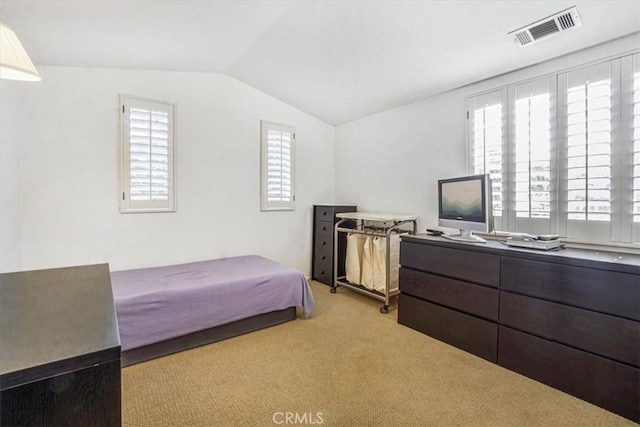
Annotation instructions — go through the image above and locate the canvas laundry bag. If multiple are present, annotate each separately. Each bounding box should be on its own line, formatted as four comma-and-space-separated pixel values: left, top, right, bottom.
345, 233, 366, 284
372, 234, 401, 294
360, 235, 375, 290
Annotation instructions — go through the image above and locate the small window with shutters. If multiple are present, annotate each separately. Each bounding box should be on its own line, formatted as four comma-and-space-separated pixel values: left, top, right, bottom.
120, 95, 176, 213
261, 121, 295, 211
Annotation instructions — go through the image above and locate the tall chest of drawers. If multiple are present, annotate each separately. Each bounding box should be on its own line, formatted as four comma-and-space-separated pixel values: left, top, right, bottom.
312, 205, 356, 286
398, 235, 640, 423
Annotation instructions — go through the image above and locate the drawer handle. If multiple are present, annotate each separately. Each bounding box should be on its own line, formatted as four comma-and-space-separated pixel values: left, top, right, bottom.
322, 225, 327, 231
321, 270, 325, 275
322, 211, 327, 216
321, 255, 326, 260
321, 241, 326, 246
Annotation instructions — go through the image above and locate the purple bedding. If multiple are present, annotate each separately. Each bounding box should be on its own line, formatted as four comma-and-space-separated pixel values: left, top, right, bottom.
110, 255, 314, 351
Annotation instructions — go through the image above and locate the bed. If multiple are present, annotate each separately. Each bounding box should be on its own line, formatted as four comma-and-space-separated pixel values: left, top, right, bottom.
110, 255, 314, 366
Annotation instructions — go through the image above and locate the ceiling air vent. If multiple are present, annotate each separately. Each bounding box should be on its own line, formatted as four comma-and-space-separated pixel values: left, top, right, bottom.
509, 6, 582, 47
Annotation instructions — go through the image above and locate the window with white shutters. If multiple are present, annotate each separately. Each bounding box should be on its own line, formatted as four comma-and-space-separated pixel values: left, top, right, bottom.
120, 95, 176, 213
261, 121, 295, 211
467, 53, 639, 247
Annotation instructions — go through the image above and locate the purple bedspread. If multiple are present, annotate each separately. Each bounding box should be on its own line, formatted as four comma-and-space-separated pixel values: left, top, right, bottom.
110, 255, 314, 351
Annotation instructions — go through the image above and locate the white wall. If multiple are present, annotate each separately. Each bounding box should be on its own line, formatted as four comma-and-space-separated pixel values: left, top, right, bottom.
0, 82, 22, 272
5, 67, 335, 273
335, 90, 466, 230
335, 33, 640, 232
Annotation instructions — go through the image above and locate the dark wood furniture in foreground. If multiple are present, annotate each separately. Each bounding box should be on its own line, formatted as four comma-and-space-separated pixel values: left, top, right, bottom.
312, 204, 356, 286
398, 235, 640, 423
0, 264, 121, 426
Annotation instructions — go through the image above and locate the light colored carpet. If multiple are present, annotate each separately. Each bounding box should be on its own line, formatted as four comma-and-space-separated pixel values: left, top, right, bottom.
122, 281, 635, 426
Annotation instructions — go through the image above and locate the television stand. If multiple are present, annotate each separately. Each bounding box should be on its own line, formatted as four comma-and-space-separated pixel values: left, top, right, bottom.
442, 229, 486, 243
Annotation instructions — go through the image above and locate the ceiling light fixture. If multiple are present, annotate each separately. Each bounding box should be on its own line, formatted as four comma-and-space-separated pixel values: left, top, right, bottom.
0, 22, 40, 81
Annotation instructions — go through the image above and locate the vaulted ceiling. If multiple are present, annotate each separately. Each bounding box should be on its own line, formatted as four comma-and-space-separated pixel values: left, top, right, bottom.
2, 1, 639, 125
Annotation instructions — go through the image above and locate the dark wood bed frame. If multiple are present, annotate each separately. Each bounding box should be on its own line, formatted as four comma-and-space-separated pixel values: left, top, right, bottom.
121, 307, 297, 367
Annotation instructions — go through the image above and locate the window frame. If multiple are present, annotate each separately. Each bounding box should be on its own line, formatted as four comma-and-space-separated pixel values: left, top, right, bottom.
119, 94, 177, 214
260, 120, 296, 212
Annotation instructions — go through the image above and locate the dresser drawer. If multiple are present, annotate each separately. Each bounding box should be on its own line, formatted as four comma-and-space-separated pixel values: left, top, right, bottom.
398, 294, 498, 362
314, 206, 338, 221
400, 242, 500, 287
314, 243, 332, 265
314, 228, 333, 252
313, 261, 333, 285
399, 268, 498, 321
314, 221, 333, 236
499, 326, 640, 423
501, 256, 640, 321
314, 206, 357, 222
500, 292, 639, 367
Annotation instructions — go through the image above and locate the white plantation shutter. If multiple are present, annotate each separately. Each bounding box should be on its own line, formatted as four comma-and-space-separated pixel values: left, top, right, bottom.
469, 90, 505, 227
507, 77, 556, 235
261, 121, 295, 211
632, 54, 640, 223
514, 85, 552, 219
565, 65, 612, 222
558, 62, 615, 242
267, 129, 292, 201
129, 108, 169, 201
120, 95, 176, 213
633, 55, 640, 225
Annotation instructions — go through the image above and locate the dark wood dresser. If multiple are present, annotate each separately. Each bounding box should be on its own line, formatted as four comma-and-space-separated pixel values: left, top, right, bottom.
312, 205, 356, 286
398, 235, 640, 423
0, 264, 121, 426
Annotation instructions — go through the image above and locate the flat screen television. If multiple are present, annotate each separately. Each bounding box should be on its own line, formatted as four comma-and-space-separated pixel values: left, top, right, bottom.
438, 174, 493, 243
